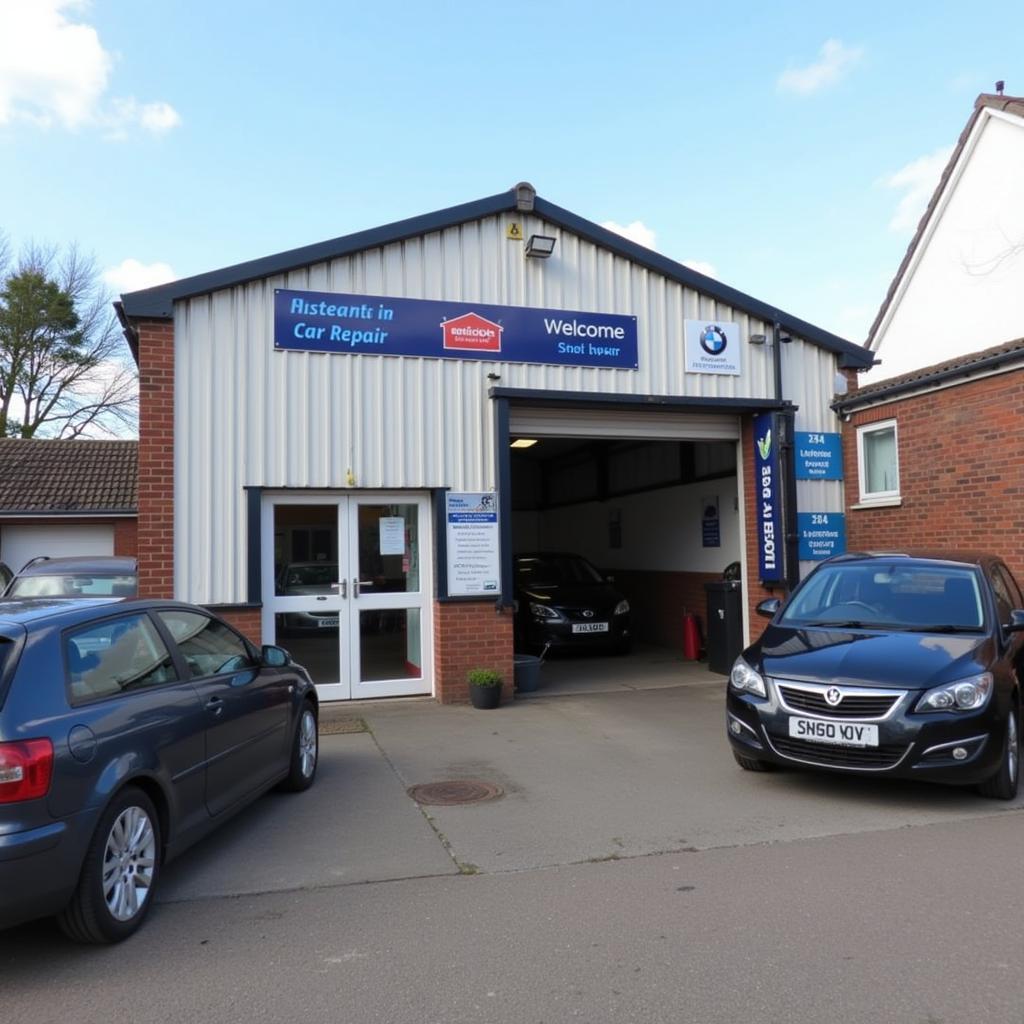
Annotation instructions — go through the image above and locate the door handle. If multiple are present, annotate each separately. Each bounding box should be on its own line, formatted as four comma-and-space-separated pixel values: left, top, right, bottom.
354, 579, 375, 597
340, 579, 348, 599
206, 696, 224, 716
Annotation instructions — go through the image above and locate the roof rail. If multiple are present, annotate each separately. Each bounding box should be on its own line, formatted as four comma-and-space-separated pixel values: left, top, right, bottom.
19, 555, 51, 572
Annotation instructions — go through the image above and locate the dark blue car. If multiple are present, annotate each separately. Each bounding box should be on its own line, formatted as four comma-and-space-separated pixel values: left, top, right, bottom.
0, 598, 318, 942
727, 552, 1024, 799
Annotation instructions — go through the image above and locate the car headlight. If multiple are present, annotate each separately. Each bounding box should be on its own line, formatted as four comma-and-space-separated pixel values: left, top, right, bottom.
530, 602, 564, 622
729, 656, 767, 698
613, 600, 630, 616
915, 673, 993, 712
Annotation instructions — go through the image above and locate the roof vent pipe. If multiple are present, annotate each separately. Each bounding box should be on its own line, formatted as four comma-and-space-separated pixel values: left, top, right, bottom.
514, 182, 536, 212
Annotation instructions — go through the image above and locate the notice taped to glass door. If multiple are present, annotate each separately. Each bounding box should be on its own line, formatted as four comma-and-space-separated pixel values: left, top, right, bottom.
445, 492, 500, 597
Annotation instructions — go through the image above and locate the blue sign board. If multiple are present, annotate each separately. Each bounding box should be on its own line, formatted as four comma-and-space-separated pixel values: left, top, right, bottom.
798, 512, 847, 561
754, 412, 784, 583
795, 431, 843, 480
274, 289, 639, 370
701, 496, 720, 548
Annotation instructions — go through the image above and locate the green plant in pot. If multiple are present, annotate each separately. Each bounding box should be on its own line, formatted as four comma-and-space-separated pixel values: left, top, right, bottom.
467, 668, 502, 709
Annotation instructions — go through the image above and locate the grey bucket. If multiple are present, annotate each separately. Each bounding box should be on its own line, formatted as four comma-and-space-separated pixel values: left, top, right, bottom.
513, 654, 543, 693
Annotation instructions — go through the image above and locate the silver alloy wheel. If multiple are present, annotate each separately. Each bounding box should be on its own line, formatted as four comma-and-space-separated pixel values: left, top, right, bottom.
1009, 711, 1019, 786
299, 709, 318, 778
102, 805, 157, 922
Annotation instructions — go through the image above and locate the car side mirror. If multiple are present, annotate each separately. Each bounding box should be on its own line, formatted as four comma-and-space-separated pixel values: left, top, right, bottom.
756, 598, 781, 619
1004, 610, 1024, 634
261, 644, 292, 668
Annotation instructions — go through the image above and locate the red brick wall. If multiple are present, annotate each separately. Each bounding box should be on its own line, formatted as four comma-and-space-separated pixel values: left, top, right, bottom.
212, 607, 263, 646
113, 518, 138, 557
136, 318, 175, 599
612, 569, 720, 650
843, 369, 1024, 581
434, 601, 515, 703
741, 414, 787, 642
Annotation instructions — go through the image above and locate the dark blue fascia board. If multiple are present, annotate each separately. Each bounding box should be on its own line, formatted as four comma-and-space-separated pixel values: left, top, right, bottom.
489, 387, 793, 414
120, 189, 521, 319
532, 197, 874, 370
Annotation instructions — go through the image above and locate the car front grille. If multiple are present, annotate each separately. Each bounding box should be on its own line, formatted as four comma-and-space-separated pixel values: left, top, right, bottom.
770, 735, 909, 770
777, 685, 900, 719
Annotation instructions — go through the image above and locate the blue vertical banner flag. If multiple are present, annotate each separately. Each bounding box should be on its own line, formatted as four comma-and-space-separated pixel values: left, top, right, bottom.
754, 413, 785, 583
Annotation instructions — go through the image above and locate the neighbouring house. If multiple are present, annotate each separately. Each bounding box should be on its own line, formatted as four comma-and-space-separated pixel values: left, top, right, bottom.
0, 438, 138, 573
837, 338, 1024, 581
866, 91, 1024, 382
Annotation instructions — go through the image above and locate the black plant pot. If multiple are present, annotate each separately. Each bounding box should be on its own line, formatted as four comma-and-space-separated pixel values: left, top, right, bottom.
469, 683, 502, 709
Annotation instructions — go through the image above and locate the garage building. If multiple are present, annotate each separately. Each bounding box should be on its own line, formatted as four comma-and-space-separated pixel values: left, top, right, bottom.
117, 183, 873, 702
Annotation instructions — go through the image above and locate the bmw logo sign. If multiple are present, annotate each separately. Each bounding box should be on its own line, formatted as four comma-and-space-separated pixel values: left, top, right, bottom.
699, 325, 728, 356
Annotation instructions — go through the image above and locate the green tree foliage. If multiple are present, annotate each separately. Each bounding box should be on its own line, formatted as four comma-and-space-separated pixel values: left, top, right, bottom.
0, 236, 137, 438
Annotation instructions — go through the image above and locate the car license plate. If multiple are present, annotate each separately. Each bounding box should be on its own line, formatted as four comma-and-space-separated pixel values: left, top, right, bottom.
317, 618, 338, 628
572, 622, 609, 634
788, 717, 879, 747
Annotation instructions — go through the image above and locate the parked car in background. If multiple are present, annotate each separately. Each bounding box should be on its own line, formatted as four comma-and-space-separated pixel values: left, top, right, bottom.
514, 552, 631, 654
276, 561, 340, 633
727, 552, 1024, 799
2, 556, 137, 599
0, 598, 318, 942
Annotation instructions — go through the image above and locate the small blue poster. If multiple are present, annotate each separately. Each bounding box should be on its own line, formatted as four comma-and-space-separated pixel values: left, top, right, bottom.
795, 432, 843, 480
798, 512, 847, 561
701, 495, 720, 548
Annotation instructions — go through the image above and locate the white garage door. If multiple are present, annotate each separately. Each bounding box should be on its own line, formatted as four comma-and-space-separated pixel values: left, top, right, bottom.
0, 524, 115, 574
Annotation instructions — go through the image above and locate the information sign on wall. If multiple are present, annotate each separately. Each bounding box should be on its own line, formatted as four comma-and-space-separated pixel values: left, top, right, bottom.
754, 413, 784, 582
701, 495, 720, 548
795, 432, 843, 480
684, 320, 741, 376
275, 289, 638, 370
798, 512, 847, 561
445, 492, 500, 597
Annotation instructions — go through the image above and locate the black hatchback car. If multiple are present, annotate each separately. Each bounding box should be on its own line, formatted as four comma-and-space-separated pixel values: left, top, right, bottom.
514, 552, 631, 654
727, 552, 1024, 799
0, 598, 318, 942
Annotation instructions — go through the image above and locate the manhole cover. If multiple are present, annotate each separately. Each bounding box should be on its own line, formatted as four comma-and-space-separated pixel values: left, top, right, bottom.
407, 780, 504, 806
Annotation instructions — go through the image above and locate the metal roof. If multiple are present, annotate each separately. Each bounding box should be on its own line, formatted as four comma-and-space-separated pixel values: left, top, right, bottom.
118, 185, 874, 370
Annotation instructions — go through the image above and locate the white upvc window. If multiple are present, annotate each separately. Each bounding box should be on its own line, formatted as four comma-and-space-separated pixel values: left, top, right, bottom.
857, 419, 900, 504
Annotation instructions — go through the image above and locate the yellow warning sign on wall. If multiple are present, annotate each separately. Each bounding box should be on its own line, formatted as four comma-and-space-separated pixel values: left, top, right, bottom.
506, 222, 523, 241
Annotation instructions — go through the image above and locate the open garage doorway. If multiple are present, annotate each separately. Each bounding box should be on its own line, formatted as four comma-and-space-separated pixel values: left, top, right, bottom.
509, 429, 744, 695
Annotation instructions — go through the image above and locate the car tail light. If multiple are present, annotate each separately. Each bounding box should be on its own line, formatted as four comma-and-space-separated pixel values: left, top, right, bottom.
0, 739, 54, 804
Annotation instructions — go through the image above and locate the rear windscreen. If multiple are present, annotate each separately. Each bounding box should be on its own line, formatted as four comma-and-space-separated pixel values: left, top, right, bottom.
8, 574, 137, 598
0, 637, 21, 708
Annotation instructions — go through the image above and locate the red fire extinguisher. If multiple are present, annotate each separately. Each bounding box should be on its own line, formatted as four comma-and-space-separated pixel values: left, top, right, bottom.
682, 609, 701, 661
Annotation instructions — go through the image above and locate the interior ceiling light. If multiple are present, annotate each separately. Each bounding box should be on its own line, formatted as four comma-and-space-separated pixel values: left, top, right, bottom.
511, 439, 538, 448
524, 235, 556, 259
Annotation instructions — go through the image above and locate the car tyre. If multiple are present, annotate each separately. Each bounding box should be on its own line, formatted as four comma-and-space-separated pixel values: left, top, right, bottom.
978, 705, 1019, 800
732, 749, 775, 772
279, 701, 318, 792
58, 786, 161, 944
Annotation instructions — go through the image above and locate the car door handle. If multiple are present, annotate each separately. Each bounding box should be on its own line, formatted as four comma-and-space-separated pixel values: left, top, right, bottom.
206, 696, 224, 716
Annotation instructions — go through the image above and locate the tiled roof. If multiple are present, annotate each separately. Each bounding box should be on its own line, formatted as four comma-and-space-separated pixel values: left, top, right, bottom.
836, 336, 1024, 409
0, 439, 138, 514
865, 92, 1024, 349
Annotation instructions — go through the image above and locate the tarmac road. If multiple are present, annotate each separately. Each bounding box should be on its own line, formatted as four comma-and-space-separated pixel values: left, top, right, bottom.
2, 681, 1023, 1023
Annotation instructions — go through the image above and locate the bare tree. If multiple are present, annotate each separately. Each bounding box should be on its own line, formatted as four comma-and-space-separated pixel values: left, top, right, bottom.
0, 236, 137, 438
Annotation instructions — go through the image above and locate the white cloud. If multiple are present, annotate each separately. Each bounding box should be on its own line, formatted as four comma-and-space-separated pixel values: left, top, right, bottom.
0, 1, 180, 137
681, 259, 718, 280
102, 258, 177, 294
777, 39, 863, 96
601, 219, 657, 250
880, 146, 954, 233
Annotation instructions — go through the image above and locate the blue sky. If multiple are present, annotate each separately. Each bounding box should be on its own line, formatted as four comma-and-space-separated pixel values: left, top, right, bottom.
1, 0, 1021, 343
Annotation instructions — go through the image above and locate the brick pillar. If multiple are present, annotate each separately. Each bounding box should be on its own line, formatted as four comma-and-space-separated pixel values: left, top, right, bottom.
742, 414, 786, 644
135, 317, 175, 599
433, 601, 514, 703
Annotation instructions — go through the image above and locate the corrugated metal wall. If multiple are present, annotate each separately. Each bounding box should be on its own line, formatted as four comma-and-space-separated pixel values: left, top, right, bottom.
174, 213, 847, 602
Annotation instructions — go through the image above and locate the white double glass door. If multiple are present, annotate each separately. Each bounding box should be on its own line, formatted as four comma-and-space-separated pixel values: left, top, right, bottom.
261, 493, 432, 701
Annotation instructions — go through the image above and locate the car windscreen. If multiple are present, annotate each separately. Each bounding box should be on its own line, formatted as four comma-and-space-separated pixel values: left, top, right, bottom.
8, 574, 138, 598
282, 565, 338, 587
780, 563, 986, 631
516, 556, 604, 587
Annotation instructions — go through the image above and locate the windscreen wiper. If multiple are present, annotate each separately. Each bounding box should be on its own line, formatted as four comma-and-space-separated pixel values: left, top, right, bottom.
802, 619, 875, 629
